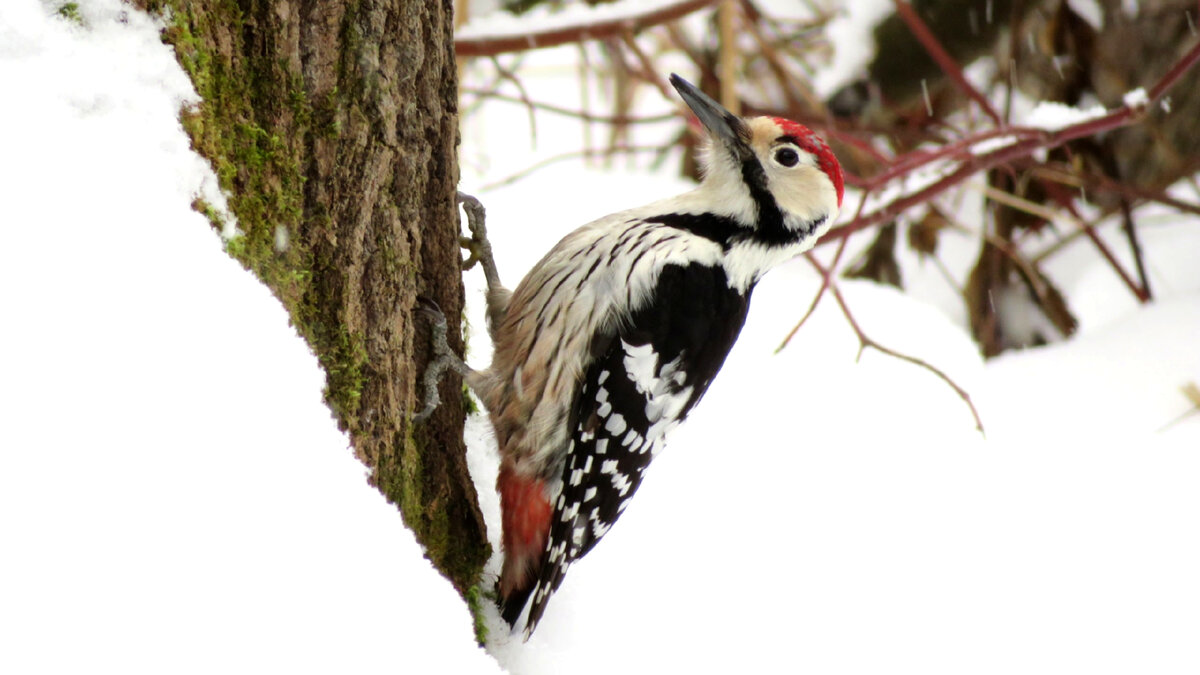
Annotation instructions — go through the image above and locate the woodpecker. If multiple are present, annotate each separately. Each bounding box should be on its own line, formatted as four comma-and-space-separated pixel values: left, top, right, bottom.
419, 74, 843, 638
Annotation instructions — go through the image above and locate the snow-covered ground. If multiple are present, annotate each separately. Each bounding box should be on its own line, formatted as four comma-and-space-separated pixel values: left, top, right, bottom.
0, 2, 496, 672
3, 2, 1199, 674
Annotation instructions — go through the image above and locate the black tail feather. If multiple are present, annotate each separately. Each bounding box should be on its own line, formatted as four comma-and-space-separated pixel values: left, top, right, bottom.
499, 584, 534, 628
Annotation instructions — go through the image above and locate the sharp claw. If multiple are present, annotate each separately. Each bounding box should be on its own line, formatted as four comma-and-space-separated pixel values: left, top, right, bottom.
414, 297, 446, 323
456, 190, 502, 292
457, 191, 483, 211
412, 299, 447, 423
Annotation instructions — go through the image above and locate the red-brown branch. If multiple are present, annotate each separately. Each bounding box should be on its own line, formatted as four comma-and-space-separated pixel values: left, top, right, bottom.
821, 37, 1200, 245
1040, 181, 1152, 302
892, 0, 1002, 126
1028, 163, 1200, 219
801, 252, 986, 435
619, 30, 675, 102
455, 0, 720, 57
776, 189, 870, 352
829, 278, 985, 435
1069, 210, 1153, 303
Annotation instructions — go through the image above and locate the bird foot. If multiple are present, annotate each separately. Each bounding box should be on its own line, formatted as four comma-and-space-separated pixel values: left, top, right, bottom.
412, 297, 472, 423
457, 191, 501, 291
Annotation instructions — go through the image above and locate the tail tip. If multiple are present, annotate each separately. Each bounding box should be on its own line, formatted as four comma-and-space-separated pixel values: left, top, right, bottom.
499, 584, 533, 628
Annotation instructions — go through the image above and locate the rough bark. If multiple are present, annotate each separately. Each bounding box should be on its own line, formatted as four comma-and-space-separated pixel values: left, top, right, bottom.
139, 0, 490, 626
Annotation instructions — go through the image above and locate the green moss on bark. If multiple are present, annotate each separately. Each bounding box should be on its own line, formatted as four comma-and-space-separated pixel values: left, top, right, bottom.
155, 0, 369, 427
140, 0, 489, 613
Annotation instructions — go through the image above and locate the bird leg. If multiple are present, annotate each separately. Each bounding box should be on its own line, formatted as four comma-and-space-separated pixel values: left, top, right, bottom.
458, 191, 501, 292
411, 298, 474, 423
413, 192, 508, 423
457, 191, 511, 340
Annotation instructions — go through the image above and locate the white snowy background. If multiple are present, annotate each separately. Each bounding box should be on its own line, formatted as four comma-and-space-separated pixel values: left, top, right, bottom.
2, 1, 1199, 673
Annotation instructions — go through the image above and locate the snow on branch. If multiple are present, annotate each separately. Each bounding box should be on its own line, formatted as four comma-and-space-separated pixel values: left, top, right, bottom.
822, 39, 1200, 246
455, 0, 720, 57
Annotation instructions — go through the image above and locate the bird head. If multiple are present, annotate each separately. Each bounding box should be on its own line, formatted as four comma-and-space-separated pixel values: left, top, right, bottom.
670, 74, 843, 248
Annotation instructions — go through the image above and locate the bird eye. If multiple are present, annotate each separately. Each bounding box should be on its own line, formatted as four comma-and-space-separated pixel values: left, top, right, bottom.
774, 147, 800, 167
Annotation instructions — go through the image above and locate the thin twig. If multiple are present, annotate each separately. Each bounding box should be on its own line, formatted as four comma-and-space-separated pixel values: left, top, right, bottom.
790, 248, 986, 434
776, 187, 870, 351
480, 145, 671, 190
935, 204, 1059, 309
865, 126, 1040, 189
1070, 211, 1151, 302
461, 87, 677, 125
820, 35, 1200, 245
618, 30, 674, 101
489, 56, 539, 146
455, 0, 721, 57
1035, 179, 1151, 302
739, 1, 805, 110
829, 277, 985, 435
578, 43, 596, 166
892, 0, 1003, 126
1028, 165, 1200, 219
1147, 36, 1200, 101
1118, 196, 1153, 300
718, 0, 741, 114
822, 96, 1195, 242
774, 236, 848, 353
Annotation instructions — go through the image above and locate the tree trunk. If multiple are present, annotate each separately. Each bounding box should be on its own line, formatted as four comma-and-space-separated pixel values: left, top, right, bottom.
139, 0, 490, 624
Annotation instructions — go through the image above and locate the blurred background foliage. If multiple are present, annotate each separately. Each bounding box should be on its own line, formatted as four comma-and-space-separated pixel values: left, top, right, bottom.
454, 0, 1200, 359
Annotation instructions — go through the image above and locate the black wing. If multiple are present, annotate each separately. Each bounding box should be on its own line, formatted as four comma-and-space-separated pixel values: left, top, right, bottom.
521, 262, 752, 635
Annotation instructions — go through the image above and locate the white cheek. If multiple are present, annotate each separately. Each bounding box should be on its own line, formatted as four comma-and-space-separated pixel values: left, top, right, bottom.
769, 166, 836, 222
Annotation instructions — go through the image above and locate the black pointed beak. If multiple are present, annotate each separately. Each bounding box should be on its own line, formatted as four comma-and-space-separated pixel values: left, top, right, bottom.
669, 74, 752, 162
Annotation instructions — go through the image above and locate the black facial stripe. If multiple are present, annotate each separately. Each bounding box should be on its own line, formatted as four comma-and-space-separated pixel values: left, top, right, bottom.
800, 213, 828, 238
646, 213, 745, 250
739, 157, 792, 246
